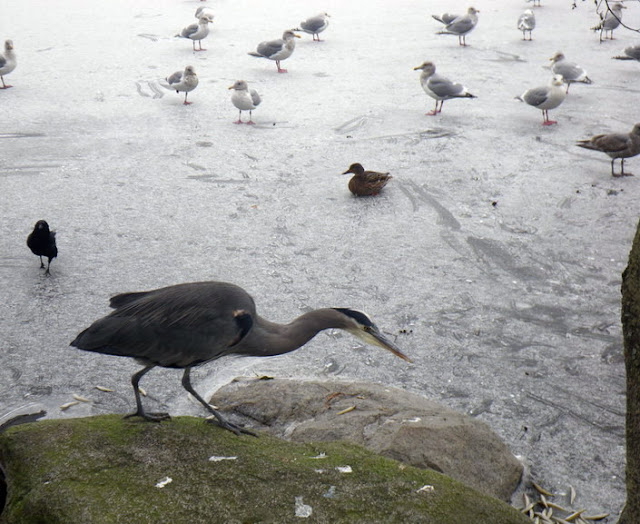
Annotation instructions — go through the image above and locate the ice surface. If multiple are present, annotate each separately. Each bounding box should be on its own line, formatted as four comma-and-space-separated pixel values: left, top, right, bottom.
2, 0, 640, 516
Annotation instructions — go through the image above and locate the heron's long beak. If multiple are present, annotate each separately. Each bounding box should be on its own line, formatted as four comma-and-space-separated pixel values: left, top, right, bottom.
359, 328, 412, 363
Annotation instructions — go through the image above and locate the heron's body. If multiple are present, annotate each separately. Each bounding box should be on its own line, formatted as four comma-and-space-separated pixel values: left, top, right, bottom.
229, 80, 261, 124
179, 14, 213, 51
435, 7, 479, 46
71, 281, 409, 435
517, 10, 535, 41
161, 65, 198, 105
516, 75, 566, 126
414, 61, 476, 115
577, 123, 640, 177
27, 220, 57, 275
0, 40, 16, 89
550, 52, 591, 93
248, 30, 300, 73
342, 163, 392, 196
299, 13, 330, 41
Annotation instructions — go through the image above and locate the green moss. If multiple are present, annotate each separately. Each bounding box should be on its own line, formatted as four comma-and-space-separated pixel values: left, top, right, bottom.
0, 416, 529, 523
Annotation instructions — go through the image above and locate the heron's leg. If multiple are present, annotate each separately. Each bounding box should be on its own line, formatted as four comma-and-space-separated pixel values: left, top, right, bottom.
124, 365, 170, 422
181, 368, 257, 436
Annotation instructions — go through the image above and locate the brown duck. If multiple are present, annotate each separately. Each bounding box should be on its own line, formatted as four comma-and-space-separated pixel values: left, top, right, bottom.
342, 163, 392, 196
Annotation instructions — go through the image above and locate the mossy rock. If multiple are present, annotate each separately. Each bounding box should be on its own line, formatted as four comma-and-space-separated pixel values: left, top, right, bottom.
0, 415, 529, 523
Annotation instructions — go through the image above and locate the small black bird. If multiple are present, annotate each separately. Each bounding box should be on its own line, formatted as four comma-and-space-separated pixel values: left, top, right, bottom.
27, 220, 57, 274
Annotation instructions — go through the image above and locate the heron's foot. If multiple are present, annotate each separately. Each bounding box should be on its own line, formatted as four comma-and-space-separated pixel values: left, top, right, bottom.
125, 410, 171, 422
206, 416, 258, 437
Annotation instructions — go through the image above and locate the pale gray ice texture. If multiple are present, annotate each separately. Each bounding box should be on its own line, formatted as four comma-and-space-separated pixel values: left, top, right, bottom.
2, 0, 640, 518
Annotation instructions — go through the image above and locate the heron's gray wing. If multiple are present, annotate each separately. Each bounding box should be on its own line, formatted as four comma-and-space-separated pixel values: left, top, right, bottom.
428, 74, 464, 98
181, 22, 199, 38
446, 15, 474, 34
72, 283, 257, 367
256, 39, 285, 57
523, 86, 550, 107
301, 16, 325, 32
250, 89, 261, 106
166, 71, 183, 85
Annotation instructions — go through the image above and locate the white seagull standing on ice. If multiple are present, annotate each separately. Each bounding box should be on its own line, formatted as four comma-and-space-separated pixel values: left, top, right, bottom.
248, 30, 301, 73
516, 75, 566, 126
434, 7, 479, 46
229, 80, 261, 125
413, 61, 476, 116
550, 51, 592, 94
178, 14, 213, 51
0, 40, 16, 89
161, 66, 198, 105
517, 10, 536, 41
297, 13, 330, 41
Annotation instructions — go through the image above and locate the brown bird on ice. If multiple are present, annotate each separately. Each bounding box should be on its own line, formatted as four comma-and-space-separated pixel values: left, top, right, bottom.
576, 123, 640, 177
342, 163, 392, 196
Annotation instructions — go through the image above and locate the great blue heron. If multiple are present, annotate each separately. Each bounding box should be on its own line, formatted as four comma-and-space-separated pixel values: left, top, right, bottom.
70, 281, 411, 435
27, 220, 57, 275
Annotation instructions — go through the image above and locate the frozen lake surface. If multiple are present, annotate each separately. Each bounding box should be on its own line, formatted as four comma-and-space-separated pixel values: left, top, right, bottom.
2, 0, 640, 518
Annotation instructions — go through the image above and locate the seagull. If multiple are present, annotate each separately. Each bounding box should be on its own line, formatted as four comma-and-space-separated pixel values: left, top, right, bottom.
516, 74, 566, 126
195, 6, 214, 20
248, 30, 301, 73
160, 66, 198, 105
27, 220, 57, 275
517, 10, 536, 41
613, 44, 640, 62
550, 51, 592, 93
592, 2, 626, 42
432, 13, 459, 25
177, 13, 213, 51
297, 13, 330, 41
229, 80, 261, 125
577, 124, 640, 177
526, 0, 542, 6
0, 40, 16, 89
434, 7, 479, 46
413, 61, 476, 116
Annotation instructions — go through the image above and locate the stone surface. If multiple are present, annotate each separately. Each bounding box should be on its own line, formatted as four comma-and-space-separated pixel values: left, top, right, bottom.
0, 415, 530, 524
211, 378, 523, 501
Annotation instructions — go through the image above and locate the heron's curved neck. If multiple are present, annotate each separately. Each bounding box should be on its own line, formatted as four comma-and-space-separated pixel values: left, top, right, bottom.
239, 308, 347, 357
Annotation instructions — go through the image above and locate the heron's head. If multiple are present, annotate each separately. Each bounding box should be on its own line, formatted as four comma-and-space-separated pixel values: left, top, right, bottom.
342, 163, 365, 175
333, 308, 412, 362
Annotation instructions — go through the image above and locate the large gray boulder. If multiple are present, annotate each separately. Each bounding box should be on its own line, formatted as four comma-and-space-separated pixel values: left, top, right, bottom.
211, 379, 523, 501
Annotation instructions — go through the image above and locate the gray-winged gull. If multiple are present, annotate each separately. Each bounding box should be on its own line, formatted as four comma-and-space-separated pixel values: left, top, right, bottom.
0, 40, 16, 89
592, 2, 626, 42
516, 74, 566, 126
195, 6, 214, 20
526, 0, 541, 6
613, 44, 640, 62
160, 65, 198, 105
432, 13, 458, 25
550, 51, 592, 93
178, 14, 213, 51
297, 13, 330, 41
517, 10, 536, 41
413, 61, 476, 115
577, 123, 640, 177
229, 80, 261, 124
248, 30, 300, 73
434, 7, 479, 46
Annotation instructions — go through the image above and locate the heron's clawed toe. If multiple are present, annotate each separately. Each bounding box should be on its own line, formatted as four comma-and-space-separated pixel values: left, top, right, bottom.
206, 417, 258, 437
125, 411, 171, 422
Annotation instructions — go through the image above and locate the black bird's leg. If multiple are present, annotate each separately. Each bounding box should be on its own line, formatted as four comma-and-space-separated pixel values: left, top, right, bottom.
124, 365, 170, 422
39, 255, 45, 269
45, 258, 51, 275
181, 367, 257, 437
